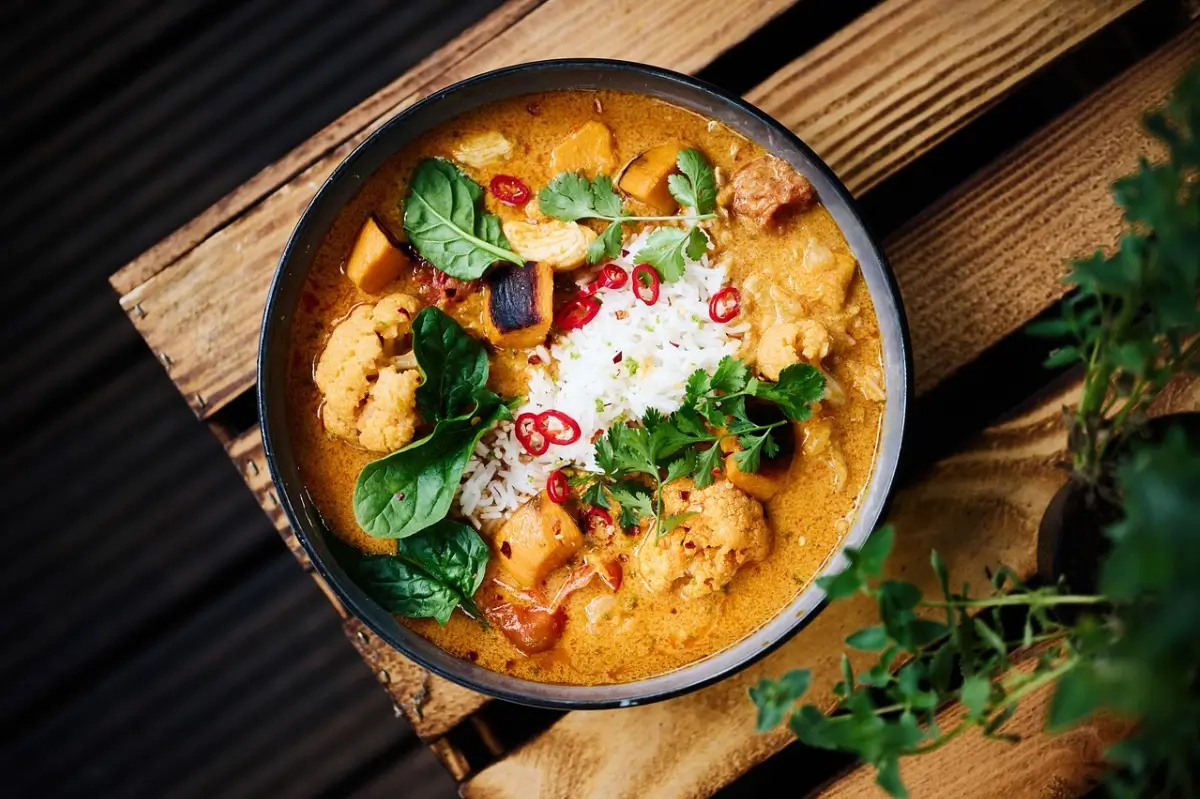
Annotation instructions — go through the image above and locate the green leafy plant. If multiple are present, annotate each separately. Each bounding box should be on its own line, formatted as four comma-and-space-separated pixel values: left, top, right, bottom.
353, 307, 510, 538
577, 356, 824, 536
340, 519, 490, 624
538, 148, 718, 276
403, 158, 524, 279
1031, 66, 1200, 491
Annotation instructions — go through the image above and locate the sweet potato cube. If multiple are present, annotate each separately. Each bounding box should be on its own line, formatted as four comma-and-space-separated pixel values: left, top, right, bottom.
550, 120, 617, 177
346, 217, 409, 294
483, 260, 553, 349
619, 142, 683, 214
724, 453, 787, 502
494, 493, 584, 587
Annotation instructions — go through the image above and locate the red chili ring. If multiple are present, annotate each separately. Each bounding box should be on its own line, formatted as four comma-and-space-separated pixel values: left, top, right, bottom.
708, 286, 741, 323
631, 264, 660, 306
598, 264, 628, 290
535, 410, 582, 446
546, 470, 570, 504
489, 174, 531, 206
578, 279, 600, 298
585, 507, 613, 528
555, 296, 601, 330
515, 412, 549, 456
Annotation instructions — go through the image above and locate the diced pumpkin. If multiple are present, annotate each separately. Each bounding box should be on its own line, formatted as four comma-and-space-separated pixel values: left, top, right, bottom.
346, 217, 409, 294
494, 492, 584, 587
619, 142, 683, 214
483, 260, 553, 349
550, 121, 617, 177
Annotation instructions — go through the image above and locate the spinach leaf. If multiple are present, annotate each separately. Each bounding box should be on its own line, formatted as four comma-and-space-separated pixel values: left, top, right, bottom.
412, 306, 490, 422
403, 158, 524, 279
342, 519, 488, 624
354, 400, 506, 539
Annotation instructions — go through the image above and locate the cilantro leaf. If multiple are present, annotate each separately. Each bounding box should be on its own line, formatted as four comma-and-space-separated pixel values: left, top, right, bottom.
752, 363, 826, 421
581, 481, 609, 510
637, 226, 708, 282
693, 442, 725, 489
539, 172, 624, 221
588, 220, 625, 263
667, 149, 717, 215
734, 429, 778, 473
611, 481, 653, 529
710, 355, 749, 395
684, 368, 712, 406
661, 512, 698, 535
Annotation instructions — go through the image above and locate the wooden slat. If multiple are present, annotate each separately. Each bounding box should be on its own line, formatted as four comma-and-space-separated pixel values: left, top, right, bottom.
747, 0, 1144, 195
107, 0, 547, 296
815, 649, 1131, 799
458, 27, 1200, 799
114, 0, 1145, 420
115, 0, 799, 417
225, 426, 489, 739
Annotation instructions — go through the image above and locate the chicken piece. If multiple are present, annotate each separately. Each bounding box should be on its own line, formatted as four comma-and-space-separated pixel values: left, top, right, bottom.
346, 217, 409, 293
637, 479, 772, 599
804, 417, 848, 492
730, 155, 816, 229
801, 241, 858, 312
452, 130, 513, 168
755, 320, 832, 381
502, 219, 597, 271
313, 293, 422, 452
550, 120, 617, 177
494, 492, 584, 588
619, 142, 683, 214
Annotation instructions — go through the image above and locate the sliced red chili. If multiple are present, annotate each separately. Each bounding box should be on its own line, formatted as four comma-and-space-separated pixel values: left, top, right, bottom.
598, 264, 628, 289
555, 296, 600, 330
515, 412, 548, 456
546, 469, 569, 503
585, 507, 613, 529
535, 410, 582, 445
709, 286, 741, 323
489, 174, 531, 206
631, 264, 660, 306
578, 279, 600, 298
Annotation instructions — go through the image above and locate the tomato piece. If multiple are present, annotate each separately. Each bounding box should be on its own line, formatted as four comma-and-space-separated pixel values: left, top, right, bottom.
555, 296, 601, 330
709, 286, 741, 323
546, 469, 569, 503
535, 410, 582, 445
631, 264, 660, 305
483, 593, 566, 655
598, 263, 628, 289
515, 412, 548, 456
489, 174, 531, 206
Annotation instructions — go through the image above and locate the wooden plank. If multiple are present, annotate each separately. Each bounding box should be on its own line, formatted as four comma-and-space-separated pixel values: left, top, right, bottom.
114, 0, 1149, 420
115, 0, 798, 417
457, 29, 1200, 797
107, 0, 547, 296
814, 649, 1131, 799
747, 0, 1144, 195
225, 426, 489, 740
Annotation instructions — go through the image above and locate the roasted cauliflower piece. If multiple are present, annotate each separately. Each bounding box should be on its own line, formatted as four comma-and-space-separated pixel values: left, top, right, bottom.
636, 479, 772, 599
801, 241, 858, 312
804, 416, 848, 491
755, 319, 832, 381
313, 293, 423, 453
501, 219, 597, 271
451, 131, 513, 168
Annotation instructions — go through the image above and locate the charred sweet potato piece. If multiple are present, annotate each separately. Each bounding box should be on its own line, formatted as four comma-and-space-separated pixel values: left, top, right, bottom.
494, 492, 584, 587
483, 261, 553, 349
346, 217, 409, 293
619, 142, 683, 214
550, 120, 617, 177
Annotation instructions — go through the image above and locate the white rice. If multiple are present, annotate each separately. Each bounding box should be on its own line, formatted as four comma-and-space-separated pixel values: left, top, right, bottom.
457, 227, 748, 526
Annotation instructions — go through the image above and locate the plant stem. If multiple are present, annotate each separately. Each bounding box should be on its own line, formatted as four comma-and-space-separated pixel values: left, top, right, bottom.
597, 213, 718, 223
909, 722, 970, 755
921, 594, 1103, 609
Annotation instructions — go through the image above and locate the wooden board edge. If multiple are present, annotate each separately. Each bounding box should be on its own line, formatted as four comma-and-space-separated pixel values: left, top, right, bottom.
108, 0, 547, 296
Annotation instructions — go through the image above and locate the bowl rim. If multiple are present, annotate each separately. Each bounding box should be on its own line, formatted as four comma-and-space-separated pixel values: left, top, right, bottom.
258, 57, 912, 710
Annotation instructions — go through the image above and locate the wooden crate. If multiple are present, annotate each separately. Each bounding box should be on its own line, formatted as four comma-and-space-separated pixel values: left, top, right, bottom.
109, 0, 1200, 795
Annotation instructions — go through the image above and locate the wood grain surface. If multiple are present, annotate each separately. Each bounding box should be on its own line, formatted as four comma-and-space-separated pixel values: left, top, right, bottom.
111, 0, 1148, 419
747, 0, 1145, 195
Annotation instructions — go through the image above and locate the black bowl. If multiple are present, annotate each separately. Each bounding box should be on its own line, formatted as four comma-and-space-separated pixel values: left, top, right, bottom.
258, 59, 912, 709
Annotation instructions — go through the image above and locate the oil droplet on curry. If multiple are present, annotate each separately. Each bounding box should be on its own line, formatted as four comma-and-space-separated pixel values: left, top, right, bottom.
287, 90, 885, 685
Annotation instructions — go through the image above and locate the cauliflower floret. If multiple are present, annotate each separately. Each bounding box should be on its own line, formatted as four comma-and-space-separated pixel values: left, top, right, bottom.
636, 479, 772, 599
804, 416, 848, 492
755, 319, 831, 381
313, 293, 423, 452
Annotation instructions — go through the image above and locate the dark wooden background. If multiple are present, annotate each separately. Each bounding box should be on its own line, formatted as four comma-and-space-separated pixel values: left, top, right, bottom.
0, 2, 503, 795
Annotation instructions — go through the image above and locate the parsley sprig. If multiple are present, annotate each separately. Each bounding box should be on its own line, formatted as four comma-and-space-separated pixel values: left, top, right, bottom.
538, 148, 719, 279
579, 356, 826, 537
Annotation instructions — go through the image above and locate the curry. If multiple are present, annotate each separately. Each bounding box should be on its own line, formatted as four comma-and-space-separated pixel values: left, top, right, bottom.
286, 89, 885, 685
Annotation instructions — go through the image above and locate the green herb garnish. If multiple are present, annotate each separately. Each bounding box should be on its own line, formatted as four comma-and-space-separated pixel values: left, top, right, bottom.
579, 356, 825, 536
538, 148, 719, 274
403, 158, 524, 279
